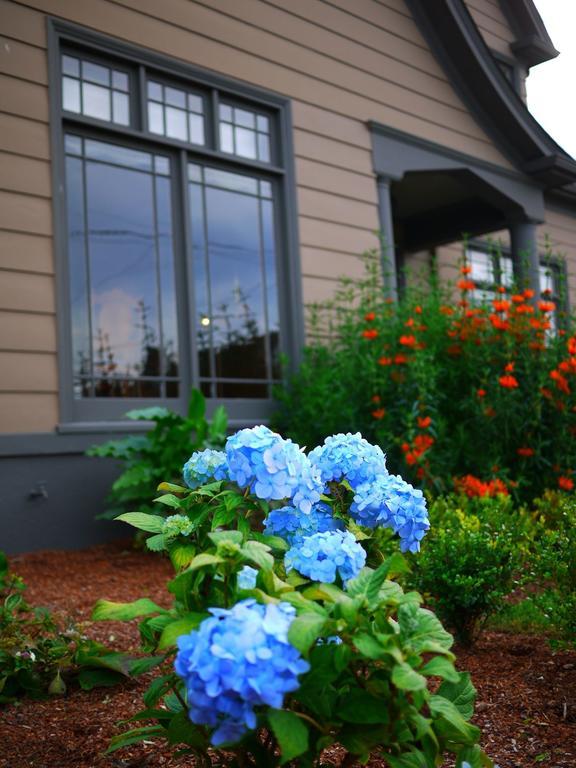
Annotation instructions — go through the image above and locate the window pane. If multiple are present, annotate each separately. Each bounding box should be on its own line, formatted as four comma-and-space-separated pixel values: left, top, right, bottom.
82, 82, 111, 121
219, 103, 233, 122
82, 61, 109, 86
154, 156, 170, 176
165, 107, 187, 140
188, 113, 205, 145
500, 256, 514, 287
220, 123, 234, 153
235, 108, 255, 128
62, 55, 80, 77
147, 81, 163, 101
235, 127, 257, 159
148, 101, 164, 134
112, 70, 129, 91
112, 91, 130, 125
257, 133, 271, 162
64, 138, 179, 398
62, 77, 81, 113
257, 115, 270, 133
165, 86, 186, 108
188, 93, 203, 113
65, 134, 82, 155
467, 248, 493, 283
189, 165, 280, 396
539, 265, 554, 293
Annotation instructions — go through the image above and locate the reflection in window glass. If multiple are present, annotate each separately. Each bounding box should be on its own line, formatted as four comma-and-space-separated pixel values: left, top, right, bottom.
188, 163, 279, 398
219, 103, 271, 162
61, 54, 130, 126
500, 255, 514, 288
539, 265, 554, 294
467, 248, 494, 284
147, 80, 205, 145
64, 135, 178, 398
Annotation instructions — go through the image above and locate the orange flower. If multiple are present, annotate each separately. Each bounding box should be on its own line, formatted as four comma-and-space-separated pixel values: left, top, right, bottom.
568, 337, 576, 356
417, 416, 431, 429
523, 288, 535, 300
529, 342, 545, 351
404, 317, 415, 328
550, 369, 570, 394
499, 374, 519, 388
378, 356, 392, 366
558, 476, 574, 491
405, 452, 417, 466
454, 475, 508, 498
371, 408, 385, 420
477, 388, 486, 398
371, 394, 381, 404
414, 434, 434, 453
492, 300, 510, 313
490, 314, 510, 331
538, 300, 556, 313
414, 305, 423, 314
511, 294, 525, 304
447, 344, 462, 356
457, 279, 475, 291
559, 361, 571, 373
460, 265, 472, 275
394, 354, 409, 365
364, 311, 376, 322
458, 299, 469, 308
496, 285, 507, 294
504, 362, 515, 373
362, 329, 378, 340
517, 447, 535, 457
484, 406, 496, 418
514, 303, 535, 314
401, 442, 410, 453
540, 387, 553, 400
399, 334, 417, 347
440, 305, 454, 316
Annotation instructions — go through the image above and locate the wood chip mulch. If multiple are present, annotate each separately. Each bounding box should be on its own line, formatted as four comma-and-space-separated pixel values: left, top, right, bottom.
0, 542, 574, 768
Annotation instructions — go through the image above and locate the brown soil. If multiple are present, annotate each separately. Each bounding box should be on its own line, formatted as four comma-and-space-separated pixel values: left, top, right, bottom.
1, 542, 574, 768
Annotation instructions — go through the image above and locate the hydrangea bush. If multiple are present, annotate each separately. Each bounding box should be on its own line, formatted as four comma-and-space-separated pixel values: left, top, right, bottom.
94, 427, 492, 767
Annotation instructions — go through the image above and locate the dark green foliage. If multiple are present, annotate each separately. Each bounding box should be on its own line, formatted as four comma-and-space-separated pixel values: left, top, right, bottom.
87, 389, 227, 520
0, 552, 154, 703
410, 496, 524, 646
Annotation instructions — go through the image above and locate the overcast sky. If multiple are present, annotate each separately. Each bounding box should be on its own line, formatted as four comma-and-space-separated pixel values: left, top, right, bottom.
527, 0, 576, 159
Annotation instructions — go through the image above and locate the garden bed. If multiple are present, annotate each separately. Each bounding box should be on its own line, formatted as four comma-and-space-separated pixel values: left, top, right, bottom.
1, 542, 574, 768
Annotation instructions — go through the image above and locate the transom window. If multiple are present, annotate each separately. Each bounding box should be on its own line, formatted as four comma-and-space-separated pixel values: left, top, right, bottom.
51, 23, 298, 424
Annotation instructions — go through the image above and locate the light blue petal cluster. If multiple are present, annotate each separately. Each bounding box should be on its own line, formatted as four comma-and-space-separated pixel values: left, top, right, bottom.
350, 474, 430, 553
174, 599, 309, 745
237, 565, 258, 590
225, 426, 323, 514
285, 530, 366, 584
183, 449, 228, 489
263, 502, 345, 546
308, 432, 387, 489
162, 514, 194, 538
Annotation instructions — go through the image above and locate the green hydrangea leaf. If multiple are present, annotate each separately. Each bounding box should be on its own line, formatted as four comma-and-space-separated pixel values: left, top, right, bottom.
115, 512, 165, 533
267, 709, 309, 764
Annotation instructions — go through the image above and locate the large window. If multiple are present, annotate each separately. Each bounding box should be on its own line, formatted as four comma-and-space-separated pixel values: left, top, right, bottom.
49, 22, 300, 425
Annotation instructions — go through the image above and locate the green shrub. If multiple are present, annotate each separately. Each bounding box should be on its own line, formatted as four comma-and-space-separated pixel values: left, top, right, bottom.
88, 389, 227, 520
410, 495, 525, 646
0, 552, 149, 702
274, 250, 576, 501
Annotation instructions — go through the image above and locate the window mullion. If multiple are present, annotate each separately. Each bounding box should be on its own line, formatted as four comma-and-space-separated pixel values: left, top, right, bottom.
179, 150, 200, 395
137, 64, 147, 132
210, 89, 220, 151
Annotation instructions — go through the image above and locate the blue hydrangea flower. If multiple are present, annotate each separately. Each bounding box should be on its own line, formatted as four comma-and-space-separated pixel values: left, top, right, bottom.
183, 449, 228, 489
237, 565, 258, 590
225, 425, 323, 514
174, 599, 309, 745
264, 502, 345, 546
350, 474, 430, 553
285, 530, 366, 584
308, 432, 387, 489
162, 514, 194, 538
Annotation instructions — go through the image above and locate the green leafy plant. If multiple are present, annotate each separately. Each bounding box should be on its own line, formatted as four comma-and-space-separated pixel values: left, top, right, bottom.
410, 495, 525, 646
0, 552, 155, 703
88, 389, 227, 520
92, 429, 492, 767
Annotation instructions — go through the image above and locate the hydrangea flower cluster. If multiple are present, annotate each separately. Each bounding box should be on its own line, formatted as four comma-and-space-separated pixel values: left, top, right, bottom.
183, 449, 228, 489
309, 432, 387, 488
237, 565, 258, 590
174, 599, 309, 745
351, 474, 430, 553
285, 530, 366, 584
264, 502, 344, 545
225, 426, 323, 513
162, 514, 194, 538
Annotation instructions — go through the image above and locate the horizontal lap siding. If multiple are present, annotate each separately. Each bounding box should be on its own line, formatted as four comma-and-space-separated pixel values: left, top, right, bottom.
463, 0, 516, 56
540, 209, 576, 302
0, 0, 516, 433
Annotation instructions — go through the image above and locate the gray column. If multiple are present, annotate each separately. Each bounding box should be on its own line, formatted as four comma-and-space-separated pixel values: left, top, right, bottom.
509, 217, 540, 297
376, 176, 398, 301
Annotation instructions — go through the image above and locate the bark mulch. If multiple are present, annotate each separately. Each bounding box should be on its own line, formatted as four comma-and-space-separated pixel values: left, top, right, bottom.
1, 542, 574, 768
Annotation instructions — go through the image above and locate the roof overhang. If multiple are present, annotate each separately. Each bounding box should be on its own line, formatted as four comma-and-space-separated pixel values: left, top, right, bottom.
405, 0, 576, 190
501, 0, 559, 67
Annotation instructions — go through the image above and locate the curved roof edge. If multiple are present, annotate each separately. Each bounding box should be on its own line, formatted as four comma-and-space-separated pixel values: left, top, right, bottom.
499, 0, 559, 67
405, 0, 576, 190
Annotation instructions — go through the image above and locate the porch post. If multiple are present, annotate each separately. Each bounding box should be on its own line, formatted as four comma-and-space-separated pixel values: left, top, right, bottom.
376, 175, 398, 301
509, 217, 540, 297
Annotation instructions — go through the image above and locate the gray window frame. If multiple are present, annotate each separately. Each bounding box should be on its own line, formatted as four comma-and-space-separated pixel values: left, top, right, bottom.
47, 19, 303, 431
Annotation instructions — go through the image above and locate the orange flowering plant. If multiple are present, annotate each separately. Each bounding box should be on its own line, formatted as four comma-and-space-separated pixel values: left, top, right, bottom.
274, 251, 575, 501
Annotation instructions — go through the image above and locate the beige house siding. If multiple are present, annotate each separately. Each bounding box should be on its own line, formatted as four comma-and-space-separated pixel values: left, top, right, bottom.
0, 0, 560, 434
463, 0, 516, 56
